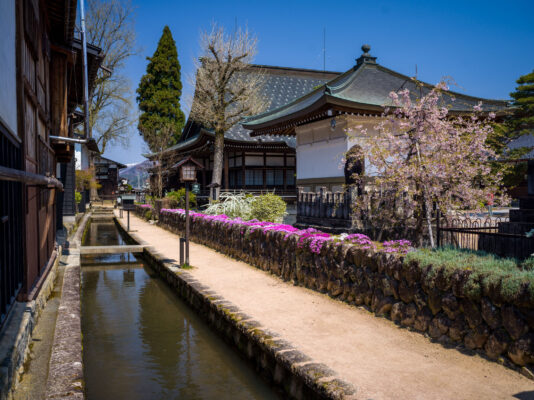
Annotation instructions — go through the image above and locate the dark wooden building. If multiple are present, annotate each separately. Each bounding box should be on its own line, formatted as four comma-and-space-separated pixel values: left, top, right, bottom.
153, 65, 340, 198
0, 0, 102, 320
94, 155, 127, 198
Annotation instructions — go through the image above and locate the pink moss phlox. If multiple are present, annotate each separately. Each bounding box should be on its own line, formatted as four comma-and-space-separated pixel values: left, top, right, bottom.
139, 204, 153, 209
159, 208, 412, 255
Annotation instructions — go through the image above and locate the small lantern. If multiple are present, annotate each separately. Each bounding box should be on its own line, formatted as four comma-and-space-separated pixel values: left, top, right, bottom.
181, 163, 197, 182
172, 156, 204, 184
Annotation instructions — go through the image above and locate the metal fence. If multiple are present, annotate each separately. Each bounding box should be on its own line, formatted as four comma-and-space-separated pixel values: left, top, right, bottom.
0, 131, 24, 323
437, 214, 534, 259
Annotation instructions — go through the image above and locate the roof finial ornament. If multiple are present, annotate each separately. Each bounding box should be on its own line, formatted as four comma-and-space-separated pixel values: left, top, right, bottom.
356, 44, 377, 66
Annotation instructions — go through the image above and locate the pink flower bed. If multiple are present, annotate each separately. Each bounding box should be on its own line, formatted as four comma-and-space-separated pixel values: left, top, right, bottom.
160, 208, 412, 255
139, 204, 153, 209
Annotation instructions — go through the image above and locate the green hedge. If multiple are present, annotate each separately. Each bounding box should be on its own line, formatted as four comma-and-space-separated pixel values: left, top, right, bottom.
405, 247, 534, 304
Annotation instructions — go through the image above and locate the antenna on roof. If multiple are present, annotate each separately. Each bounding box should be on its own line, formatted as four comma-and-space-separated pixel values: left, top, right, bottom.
415, 64, 418, 79
323, 27, 326, 73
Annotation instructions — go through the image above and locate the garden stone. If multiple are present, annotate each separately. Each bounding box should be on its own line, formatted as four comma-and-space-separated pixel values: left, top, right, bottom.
328, 279, 343, 297
501, 305, 528, 340
508, 333, 534, 366
414, 307, 432, 332
414, 289, 427, 310
448, 315, 467, 342
390, 302, 404, 322
427, 288, 442, 315
428, 319, 443, 339
485, 329, 511, 359
381, 277, 398, 298
398, 280, 416, 303
462, 300, 483, 329
481, 297, 502, 329
464, 323, 490, 350
442, 293, 461, 320
400, 303, 417, 327
519, 307, 534, 330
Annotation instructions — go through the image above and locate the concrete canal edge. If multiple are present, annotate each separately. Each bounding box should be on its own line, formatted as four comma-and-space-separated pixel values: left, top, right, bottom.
44, 212, 91, 400
0, 216, 86, 399
115, 217, 358, 400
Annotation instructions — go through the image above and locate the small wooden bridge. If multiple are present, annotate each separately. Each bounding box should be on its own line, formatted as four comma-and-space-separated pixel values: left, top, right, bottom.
79, 245, 147, 255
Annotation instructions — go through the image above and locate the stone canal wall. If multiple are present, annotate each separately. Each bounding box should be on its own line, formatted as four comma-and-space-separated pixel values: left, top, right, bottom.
157, 211, 534, 373
116, 217, 358, 400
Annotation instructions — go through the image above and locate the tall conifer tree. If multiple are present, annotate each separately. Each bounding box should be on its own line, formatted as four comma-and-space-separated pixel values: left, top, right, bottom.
136, 26, 185, 150
509, 70, 534, 138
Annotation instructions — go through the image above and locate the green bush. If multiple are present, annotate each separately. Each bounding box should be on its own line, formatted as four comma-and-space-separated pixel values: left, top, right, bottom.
404, 247, 534, 303
144, 209, 153, 221
165, 188, 196, 209
75, 191, 82, 204
250, 193, 287, 223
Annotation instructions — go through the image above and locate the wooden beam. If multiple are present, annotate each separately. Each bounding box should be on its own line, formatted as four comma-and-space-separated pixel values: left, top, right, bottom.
0, 165, 63, 189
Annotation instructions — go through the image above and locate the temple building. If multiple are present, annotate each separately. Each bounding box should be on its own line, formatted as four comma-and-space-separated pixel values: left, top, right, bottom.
153, 65, 341, 199
243, 45, 510, 194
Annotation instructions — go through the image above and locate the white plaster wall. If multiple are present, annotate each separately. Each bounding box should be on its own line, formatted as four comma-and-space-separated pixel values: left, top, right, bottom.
297, 137, 348, 180
0, 0, 18, 135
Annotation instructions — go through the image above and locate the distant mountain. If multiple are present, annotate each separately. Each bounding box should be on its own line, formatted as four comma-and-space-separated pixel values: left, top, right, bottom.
119, 160, 152, 189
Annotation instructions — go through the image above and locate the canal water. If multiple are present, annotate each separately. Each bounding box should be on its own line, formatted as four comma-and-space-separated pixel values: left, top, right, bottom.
81, 219, 278, 400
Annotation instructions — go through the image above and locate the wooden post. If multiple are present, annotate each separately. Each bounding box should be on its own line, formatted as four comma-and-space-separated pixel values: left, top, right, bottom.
224, 152, 229, 191
185, 183, 190, 265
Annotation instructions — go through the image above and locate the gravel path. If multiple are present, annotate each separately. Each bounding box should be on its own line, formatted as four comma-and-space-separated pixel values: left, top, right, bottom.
119, 211, 534, 400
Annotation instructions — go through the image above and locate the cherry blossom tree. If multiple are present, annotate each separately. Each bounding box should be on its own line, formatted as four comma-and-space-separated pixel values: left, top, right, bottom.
348, 82, 503, 246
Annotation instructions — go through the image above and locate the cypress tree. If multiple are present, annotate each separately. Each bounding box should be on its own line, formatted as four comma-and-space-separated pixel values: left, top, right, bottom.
136, 26, 185, 150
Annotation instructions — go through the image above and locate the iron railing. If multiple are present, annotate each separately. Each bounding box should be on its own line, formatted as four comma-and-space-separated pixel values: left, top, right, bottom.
437, 213, 534, 259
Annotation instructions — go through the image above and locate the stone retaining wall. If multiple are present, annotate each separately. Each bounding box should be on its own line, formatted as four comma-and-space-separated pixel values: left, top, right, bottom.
158, 211, 534, 374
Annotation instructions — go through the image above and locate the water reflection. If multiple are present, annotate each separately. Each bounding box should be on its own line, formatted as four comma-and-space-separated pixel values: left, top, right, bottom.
81, 222, 277, 400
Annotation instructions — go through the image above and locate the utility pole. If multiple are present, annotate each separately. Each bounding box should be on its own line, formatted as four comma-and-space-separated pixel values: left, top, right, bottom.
79, 0, 97, 201
323, 27, 326, 72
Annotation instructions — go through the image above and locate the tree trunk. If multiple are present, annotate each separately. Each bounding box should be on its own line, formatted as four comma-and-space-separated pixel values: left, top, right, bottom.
211, 130, 225, 199
423, 190, 435, 248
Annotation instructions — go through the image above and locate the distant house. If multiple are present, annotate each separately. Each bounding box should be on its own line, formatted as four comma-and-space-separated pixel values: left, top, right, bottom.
150, 65, 341, 199
243, 45, 510, 193
94, 155, 127, 198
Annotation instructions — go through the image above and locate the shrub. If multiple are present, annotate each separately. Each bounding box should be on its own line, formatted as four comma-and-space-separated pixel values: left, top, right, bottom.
405, 247, 534, 303
250, 193, 287, 223
165, 188, 196, 209
144, 209, 153, 221
75, 191, 82, 204
203, 192, 255, 219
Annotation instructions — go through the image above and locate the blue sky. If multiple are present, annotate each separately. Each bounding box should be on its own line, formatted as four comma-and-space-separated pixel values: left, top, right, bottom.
102, 0, 534, 165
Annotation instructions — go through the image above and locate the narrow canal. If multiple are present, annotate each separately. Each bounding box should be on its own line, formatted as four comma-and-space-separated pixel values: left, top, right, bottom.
81, 219, 279, 400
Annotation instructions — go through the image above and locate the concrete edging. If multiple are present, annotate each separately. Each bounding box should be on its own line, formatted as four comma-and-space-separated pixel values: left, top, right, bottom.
0, 241, 62, 399
44, 212, 91, 400
115, 216, 357, 400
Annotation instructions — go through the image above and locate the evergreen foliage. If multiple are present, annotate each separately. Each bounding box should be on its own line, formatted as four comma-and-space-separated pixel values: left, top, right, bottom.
509, 70, 534, 138
250, 193, 287, 223
487, 70, 534, 189
136, 26, 185, 150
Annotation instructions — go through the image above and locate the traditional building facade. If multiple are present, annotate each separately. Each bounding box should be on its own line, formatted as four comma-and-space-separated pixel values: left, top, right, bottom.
243, 46, 510, 192
94, 155, 127, 198
0, 0, 102, 320
154, 65, 340, 199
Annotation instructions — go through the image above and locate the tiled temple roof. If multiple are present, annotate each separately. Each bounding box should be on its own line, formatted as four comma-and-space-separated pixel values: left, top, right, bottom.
243, 45, 511, 134
171, 65, 341, 151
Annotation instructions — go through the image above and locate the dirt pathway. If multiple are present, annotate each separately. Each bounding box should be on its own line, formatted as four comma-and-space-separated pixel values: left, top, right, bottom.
118, 211, 534, 400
